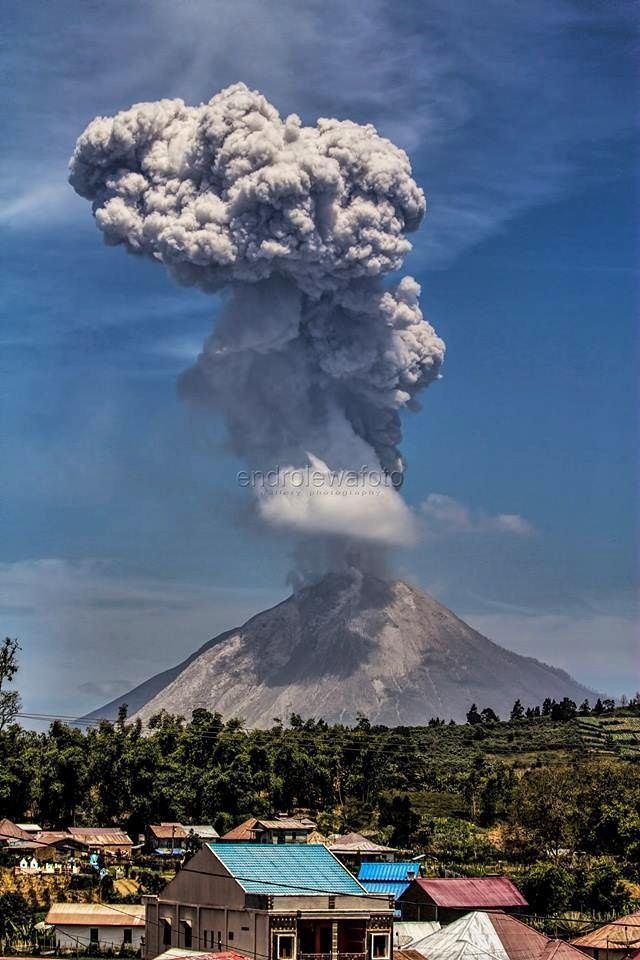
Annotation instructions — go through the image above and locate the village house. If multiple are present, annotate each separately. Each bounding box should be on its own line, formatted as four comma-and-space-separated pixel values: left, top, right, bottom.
189, 825, 221, 841
148, 823, 189, 855
0, 817, 36, 850
45, 902, 145, 951
148, 823, 221, 853
397, 877, 527, 924
67, 826, 133, 858
143, 842, 394, 960
220, 817, 316, 844
571, 912, 640, 960
358, 864, 421, 918
328, 834, 398, 870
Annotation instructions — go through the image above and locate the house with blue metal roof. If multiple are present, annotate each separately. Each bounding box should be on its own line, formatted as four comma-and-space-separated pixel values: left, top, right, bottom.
143, 842, 395, 960
357, 863, 421, 916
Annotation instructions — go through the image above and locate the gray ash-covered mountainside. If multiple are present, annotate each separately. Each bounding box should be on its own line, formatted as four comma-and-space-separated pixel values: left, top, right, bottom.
85, 572, 593, 727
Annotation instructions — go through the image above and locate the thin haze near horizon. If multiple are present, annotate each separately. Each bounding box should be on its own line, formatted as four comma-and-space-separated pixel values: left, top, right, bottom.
1, 0, 638, 719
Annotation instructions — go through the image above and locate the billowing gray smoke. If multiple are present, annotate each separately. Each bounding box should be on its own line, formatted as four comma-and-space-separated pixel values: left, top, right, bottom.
70, 83, 445, 561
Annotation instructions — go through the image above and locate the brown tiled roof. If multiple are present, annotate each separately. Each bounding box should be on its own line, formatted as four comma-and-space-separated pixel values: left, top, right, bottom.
45, 903, 144, 926
221, 818, 258, 840
572, 913, 640, 951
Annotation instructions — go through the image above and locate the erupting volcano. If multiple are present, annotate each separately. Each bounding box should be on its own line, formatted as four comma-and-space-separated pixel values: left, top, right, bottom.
84, 571, 592, 727
70, 86, 587, 727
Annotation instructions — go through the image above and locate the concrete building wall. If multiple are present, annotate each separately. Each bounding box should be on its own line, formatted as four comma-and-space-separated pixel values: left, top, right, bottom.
54, 923, 144, 951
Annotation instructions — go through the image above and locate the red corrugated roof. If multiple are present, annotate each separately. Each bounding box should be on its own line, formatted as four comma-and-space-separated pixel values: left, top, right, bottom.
542, 941, 592, 960
221, 818, 258, 840
149, 822, 188, 840
572, 913, 640, 951
412, 876, 528, 908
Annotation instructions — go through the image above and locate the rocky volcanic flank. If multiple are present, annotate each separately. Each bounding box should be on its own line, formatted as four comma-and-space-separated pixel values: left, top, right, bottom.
86, 572, 593, 727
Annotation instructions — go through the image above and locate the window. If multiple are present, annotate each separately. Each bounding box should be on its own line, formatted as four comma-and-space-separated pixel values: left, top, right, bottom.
162, 919, 172, 946
276, 934, 296, 960
371, 934, 390, 960
123, 929, 132, 945
228, 931, 234, 941
90, 928, 99, 944
204, 931, 208, 948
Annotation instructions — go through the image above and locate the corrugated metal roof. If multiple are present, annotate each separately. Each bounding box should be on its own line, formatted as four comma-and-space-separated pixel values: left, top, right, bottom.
0, 818, 33, 842
207, 841, 366, 896
254, 818, 315, 831
395, 950, 428, 960
35, 831, 77, 845
329, 832, 396, 853
221, 818, 258, 840
572, 913, 640, 950
542, 941, 591, 960
45, 903, 145, 926
67, 827, 133, 846
488, 912, 551, 960
150, 823, 189, 840
189, 825, 220, 838
394, 922, 441, 948
359, 862, 419, 882
409, 911, 510, 960
360, 881, 410, 898
409, 877, 527, 908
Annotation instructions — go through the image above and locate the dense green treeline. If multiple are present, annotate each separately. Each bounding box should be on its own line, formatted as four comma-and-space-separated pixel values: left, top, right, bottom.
1, 706, 639, 910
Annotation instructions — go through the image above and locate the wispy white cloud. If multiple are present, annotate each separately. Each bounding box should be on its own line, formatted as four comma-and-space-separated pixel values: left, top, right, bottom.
421, 493, 534, 536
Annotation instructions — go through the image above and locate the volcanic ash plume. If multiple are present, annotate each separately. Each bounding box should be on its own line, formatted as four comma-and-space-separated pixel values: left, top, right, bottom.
69, 83, 445, 555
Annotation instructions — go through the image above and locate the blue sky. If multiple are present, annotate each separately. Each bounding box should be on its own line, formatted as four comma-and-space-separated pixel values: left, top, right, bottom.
2, 0, 637, 718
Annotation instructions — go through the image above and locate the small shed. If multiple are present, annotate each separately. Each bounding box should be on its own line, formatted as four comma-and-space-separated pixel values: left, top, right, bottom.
398, 876, 527, 924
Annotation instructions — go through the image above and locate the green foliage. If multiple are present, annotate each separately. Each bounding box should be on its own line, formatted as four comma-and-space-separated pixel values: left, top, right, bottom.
422, 817, 497, 865
0, 704, 638, 922
0, 891, 32, 944
0, 638, 21, 731
522, 862, 574, 913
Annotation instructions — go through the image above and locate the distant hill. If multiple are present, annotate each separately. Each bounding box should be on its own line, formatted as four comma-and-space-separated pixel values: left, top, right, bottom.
83, 571, 594, 727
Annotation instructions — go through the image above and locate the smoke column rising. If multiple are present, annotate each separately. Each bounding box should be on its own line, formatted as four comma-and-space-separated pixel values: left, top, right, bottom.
69, 83, 445, 571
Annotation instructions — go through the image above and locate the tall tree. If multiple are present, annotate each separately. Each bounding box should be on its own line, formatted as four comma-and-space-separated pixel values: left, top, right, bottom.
0, 638, 21, 730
